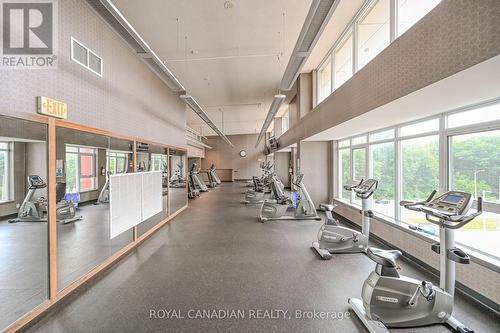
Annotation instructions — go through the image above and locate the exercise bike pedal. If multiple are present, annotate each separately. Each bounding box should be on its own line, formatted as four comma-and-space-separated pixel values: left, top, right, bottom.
456, 327, 474, 333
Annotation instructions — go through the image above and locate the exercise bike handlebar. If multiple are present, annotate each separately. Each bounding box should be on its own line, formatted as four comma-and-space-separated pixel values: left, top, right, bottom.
292, 173, 304, 187
343, 179, 363, 191
421, 197, 483, 229
343, 179, 378, 199
400, 190, 437, 211
400, 192, 483, 229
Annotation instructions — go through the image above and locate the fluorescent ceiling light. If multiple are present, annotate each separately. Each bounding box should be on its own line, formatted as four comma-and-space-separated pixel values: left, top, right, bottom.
280, 0, 338, 90
180, 95, 234, 147
87, 0, 185, 92
255, 95, 286, 148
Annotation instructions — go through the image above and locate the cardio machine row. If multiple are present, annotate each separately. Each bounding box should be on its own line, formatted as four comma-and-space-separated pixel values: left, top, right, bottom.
242, 161, 321, 223
188, 163, 221, 198
245, 163, 481, 333
316, 180, 480, 333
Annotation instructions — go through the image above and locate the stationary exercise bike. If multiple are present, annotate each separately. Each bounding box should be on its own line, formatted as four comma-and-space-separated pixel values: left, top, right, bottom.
259, 173, 321, 223
9, 175, 83, 224
349, 190, 482, 333
312, 178, 378, 260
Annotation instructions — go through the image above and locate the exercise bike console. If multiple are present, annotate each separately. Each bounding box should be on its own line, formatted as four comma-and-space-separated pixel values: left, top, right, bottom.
350, 190, 482, 333
28, 175, 47, 189
423, 191, 473, 216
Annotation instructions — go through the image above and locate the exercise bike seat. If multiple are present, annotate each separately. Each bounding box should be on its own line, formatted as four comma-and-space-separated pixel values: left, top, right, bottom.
319, 203, 336, 212
367, 247, 402, 268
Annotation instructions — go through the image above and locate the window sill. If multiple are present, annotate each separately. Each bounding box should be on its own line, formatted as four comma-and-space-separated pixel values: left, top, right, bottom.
79, 189, 98, 194
0, 200, 14, 205
333, 199, 500, 273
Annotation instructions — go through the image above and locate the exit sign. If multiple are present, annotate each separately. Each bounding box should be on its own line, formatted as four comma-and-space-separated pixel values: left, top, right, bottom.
37, 96, 67, 119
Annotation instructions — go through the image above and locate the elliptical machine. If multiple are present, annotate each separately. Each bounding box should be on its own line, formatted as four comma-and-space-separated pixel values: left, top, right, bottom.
349, 190, 482, 333
190, 163, 208, 192
259, 173, 321, 223
206, 165, 218, 188
312, 179, 378, 260
188, 175, 200, 199
94, 171, 111, 205
244, 162, 274, 204
9, 175, 82, 224
210, 164, 221, 185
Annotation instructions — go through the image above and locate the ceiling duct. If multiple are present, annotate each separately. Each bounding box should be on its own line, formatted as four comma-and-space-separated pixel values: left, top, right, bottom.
280, 0, 339, 91
85, 0, 185, 92
255, 94, 286, 148
180, 95, 234, 147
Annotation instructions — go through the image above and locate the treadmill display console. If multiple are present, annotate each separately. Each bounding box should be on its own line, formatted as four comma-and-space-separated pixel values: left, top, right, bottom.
425, 191, 472, 216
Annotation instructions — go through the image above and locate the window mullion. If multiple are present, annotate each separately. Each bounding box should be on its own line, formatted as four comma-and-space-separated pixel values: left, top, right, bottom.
390, 0, 397, 41
439, 115, 448, 194
395, 135, 402, 221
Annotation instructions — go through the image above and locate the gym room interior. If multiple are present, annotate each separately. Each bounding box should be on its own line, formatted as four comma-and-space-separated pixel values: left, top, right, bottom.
0, 0, 499, 332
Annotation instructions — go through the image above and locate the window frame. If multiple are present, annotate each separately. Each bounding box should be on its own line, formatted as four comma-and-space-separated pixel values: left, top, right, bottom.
107, 150, 129, 175
66, 145, 98, 193
334, 99, 500, 260
282, 111, 290, 134
0, 142, 13, 203
355, 0, 391, 70
333, 29, 354, 90
317, 57, 333, 103
315, 0, 441, 105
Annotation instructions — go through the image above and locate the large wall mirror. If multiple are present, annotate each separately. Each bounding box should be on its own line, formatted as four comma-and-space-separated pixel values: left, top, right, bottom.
0, 116, 49, 330
169, 149, 187, 214
137, 144, 169, 237
56, 127, 134, 291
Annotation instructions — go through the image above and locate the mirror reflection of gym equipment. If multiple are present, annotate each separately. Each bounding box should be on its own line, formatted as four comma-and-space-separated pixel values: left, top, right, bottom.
169, 150, 187, 214
56, 128, 135, 290
136, 143, 169, 237
0, 116, 49, 330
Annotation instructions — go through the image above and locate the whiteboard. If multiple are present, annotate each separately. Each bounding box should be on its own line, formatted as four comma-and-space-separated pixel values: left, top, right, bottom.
109, 171, 164, 239
109, 173, 142, 239
141, 171, 163, 221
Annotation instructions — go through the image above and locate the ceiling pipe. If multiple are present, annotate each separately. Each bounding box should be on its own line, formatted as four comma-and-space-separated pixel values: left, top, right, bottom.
88, 0, 186, 92
180, 95, 234, 147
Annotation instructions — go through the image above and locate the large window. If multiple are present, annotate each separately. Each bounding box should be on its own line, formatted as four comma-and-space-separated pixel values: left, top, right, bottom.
339, 148, 351, 201
0, 142, 11, 202
334, 33, 353, 89
282, 111, 290, 134
107, 151, 128, 175
316, 0, 440, 104
371, 141, 395, 217
66, 145, 98, 193
449, 130, 500, 257
353, 148, 367, 205
400, 135, 439, 225
318, 59, 332, 103
397, 0, 441, 37
151, 154, 167, 172
357, 0, 390, 69
335, 100, 500, 260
